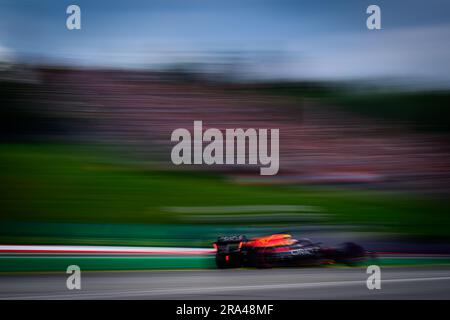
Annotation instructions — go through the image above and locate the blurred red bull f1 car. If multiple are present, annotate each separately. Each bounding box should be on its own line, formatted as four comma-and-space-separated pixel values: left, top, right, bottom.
213, 234, 369, 268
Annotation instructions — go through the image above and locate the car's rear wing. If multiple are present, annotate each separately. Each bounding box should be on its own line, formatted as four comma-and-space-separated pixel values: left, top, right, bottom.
214, 235, 247, 253
216, 235, 247, 244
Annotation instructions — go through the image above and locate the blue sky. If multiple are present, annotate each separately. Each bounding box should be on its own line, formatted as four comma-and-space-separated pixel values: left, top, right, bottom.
2, 0, 450, 83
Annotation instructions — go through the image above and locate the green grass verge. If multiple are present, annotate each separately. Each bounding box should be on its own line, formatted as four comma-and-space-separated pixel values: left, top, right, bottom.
1, 256, 449, 273
1, 143, 450, 242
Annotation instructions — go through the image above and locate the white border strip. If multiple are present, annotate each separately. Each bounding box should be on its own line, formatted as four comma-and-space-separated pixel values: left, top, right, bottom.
0, 245, 215, 255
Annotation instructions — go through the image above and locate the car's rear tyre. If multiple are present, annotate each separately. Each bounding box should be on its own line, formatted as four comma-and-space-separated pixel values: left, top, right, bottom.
215, 255, 229, 269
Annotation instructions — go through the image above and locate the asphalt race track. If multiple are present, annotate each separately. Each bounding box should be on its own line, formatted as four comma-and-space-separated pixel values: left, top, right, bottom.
1, 267, 450, 299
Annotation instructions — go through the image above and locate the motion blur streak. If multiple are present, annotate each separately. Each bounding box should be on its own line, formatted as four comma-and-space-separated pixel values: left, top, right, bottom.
1, 268, 450, 300
0, 245, 214, 255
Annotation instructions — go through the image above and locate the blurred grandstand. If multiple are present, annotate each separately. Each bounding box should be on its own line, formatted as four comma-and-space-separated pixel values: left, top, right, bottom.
2, 65, 450, 193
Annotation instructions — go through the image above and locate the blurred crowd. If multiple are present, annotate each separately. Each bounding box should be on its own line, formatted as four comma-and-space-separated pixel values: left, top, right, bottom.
2, 66, 450, 193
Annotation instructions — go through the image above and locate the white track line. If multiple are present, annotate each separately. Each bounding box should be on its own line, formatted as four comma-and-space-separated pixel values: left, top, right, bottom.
0, 245, 214, 255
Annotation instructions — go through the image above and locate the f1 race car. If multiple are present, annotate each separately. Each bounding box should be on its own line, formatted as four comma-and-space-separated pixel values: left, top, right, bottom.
213, 234, 368, 269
